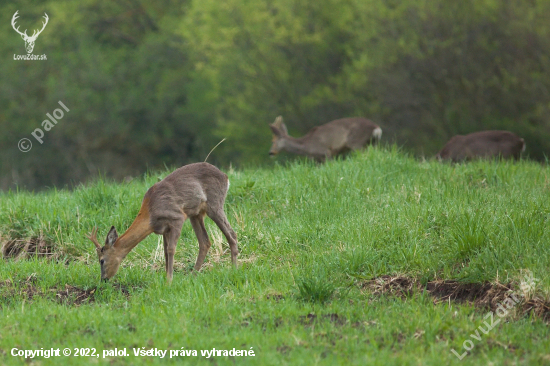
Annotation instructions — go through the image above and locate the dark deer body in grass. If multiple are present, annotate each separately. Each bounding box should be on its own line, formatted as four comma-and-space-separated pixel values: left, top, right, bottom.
436, 130, 525, 162
269, 116, 382, 162
87, 163, 238, 281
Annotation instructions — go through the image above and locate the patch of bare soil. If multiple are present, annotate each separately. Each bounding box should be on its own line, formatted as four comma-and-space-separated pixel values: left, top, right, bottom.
1, 278, 41, 301
299, 313, 346, 326
426, 280, 512, 309
55, 283, 130, 305
2, 236, 55, 259
55, 284, 96, 305
277, 345, 292, 354
0, 274, 41, 302
113, 283, 131, 298
266, 293, 285, 302
522, 298, 550, 322
361, 275, 420, 298
361, 276, 550, 322
0, 275, 133, 307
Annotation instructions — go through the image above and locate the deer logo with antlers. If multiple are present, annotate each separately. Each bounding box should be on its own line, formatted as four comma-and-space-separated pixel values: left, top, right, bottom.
11, 10, 49, 54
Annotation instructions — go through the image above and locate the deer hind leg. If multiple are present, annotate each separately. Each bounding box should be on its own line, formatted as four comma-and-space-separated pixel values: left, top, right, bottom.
190, 215, 212, 272
163, 233, 169, 273
208, 209, 239, 268
164, 224, 183, 282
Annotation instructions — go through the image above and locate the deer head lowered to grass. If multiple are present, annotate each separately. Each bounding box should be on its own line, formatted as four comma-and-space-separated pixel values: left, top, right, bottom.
86, 162, 238, 282
269, 116, 382, 162
11, 11, 49, 54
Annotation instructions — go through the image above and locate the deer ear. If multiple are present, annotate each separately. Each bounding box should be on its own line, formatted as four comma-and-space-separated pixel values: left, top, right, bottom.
270, 116, 288, 137
279, 122, 288, 136
106, 226, 118, 246
270, 124, 282, 137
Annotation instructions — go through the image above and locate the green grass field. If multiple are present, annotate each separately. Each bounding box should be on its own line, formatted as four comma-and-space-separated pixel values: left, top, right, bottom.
1, 147, 549, 365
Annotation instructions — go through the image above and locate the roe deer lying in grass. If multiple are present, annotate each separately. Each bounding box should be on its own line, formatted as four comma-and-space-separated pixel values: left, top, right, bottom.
269, 116, 382, 162
87, 162, 238, 281
436, 130, 525, 162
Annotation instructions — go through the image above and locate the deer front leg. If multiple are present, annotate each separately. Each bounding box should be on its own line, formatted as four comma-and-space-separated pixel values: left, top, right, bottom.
190, 215, 211, 271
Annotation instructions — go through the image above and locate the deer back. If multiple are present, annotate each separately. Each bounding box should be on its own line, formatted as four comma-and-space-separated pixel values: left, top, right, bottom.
299, 117, 380, 152
437, 130, 525, 161
146, 163, 229, 233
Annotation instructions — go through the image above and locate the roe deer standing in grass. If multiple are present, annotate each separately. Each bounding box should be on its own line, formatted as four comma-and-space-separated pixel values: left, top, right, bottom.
269, 116, 382, 162
436, 130, 525, 162
87, 162, 238, 282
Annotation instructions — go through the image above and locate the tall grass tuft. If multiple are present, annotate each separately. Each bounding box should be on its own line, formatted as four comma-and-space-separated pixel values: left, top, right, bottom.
296, 268, 336, 303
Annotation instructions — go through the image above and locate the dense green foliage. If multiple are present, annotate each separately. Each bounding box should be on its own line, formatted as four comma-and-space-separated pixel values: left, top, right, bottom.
1, 149, 549, 364
2, 0, 550, 190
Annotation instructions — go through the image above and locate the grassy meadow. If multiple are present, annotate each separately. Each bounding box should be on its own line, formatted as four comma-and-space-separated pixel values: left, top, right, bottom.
1, 147, 550, 365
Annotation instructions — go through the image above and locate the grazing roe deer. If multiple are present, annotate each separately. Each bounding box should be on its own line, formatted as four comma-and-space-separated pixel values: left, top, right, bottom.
436, 130, 525, 162
87, 162, 238, 281
269, 116, 382, 162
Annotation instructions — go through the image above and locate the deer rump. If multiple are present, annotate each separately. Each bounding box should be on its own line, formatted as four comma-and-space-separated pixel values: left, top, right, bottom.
437, 130, 525, 162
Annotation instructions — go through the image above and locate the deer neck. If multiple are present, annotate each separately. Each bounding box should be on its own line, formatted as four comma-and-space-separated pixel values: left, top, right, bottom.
114, 202, 154, 257
282, 136, 313, 156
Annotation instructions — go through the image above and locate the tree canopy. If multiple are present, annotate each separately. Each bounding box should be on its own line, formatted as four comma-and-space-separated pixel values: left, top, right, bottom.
2, 0, 549, 189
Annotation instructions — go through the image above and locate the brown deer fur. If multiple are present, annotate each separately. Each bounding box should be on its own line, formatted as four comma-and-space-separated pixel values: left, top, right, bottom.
269, 116, 382, 162
87, 162, 238, 281
436, 130, 525, 162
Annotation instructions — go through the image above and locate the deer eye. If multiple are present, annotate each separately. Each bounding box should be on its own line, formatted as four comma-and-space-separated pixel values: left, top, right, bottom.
100, 259, 105, 265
